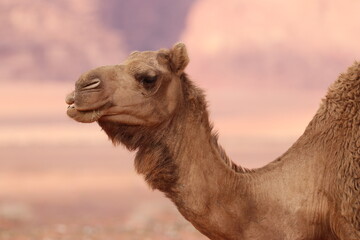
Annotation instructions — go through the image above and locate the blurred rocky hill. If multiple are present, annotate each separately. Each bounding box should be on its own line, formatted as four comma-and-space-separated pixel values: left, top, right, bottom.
0, 0, 194, 82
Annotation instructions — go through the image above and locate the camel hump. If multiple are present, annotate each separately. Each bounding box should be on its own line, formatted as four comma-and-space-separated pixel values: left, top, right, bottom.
326, 61, 360, 102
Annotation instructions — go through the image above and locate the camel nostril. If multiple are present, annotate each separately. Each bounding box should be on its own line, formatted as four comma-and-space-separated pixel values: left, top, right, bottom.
82, 78, 101, 90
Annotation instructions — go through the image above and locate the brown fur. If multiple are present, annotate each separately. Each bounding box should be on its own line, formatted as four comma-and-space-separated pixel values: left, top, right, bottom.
66, 43, 360, 240
318, 63, 360, 236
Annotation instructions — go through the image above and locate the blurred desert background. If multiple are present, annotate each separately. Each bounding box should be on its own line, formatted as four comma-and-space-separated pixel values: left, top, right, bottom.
1, 0, 360, 239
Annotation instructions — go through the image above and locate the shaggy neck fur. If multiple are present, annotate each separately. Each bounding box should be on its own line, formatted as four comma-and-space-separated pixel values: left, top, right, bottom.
98, 74, 246, 192
98, 74, 251, 238
309, 62, 360, 234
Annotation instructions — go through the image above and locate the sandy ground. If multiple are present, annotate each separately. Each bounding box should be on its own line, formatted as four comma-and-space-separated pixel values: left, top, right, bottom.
0, 136, 296, 239
0, 145, 207, 239
0, 137, 299, 240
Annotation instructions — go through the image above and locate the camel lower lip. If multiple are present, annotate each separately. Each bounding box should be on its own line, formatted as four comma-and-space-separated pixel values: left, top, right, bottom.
74, 105, 100, 112
66, 104, 94, 112
67, 105, 102, 114
66, 105, 104, 123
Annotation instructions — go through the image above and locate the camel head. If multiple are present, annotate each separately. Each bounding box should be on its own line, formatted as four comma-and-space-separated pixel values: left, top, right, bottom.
66, 43, 189, 127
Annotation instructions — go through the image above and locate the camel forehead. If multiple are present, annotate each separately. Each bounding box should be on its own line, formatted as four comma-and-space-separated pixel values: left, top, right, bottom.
123, 51, 166, 74
77, 65, 116, 83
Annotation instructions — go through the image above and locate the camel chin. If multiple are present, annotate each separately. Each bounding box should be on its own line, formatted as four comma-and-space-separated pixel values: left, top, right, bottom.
98, 114, 152, 126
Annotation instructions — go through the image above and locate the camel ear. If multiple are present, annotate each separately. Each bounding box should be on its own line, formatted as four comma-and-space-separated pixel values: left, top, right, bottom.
169, 43, 189, 75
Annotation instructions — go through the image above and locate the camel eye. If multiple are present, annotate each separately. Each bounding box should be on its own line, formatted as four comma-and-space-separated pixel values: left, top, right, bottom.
142, 76, 157, 84
141, 75, 157, 84
135, 73, 159, 91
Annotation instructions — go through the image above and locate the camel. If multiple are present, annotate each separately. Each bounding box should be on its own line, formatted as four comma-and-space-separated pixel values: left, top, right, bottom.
65, 43, 360, 240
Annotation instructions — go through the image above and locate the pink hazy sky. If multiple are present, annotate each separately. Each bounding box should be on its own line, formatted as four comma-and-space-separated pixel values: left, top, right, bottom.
2, 0, 360, 166
183, 0, 360, 90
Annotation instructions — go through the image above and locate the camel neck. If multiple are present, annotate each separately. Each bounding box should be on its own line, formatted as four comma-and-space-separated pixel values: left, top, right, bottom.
99, 77, 254, 238
133, 79, 244, 195
133, 85, 254, 239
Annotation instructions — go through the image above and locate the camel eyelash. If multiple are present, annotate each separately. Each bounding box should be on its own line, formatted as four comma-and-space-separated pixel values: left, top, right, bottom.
136, 74, 158, 85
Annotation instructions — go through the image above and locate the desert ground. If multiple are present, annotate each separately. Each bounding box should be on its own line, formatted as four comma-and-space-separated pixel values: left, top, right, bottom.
0, 145, 208, 240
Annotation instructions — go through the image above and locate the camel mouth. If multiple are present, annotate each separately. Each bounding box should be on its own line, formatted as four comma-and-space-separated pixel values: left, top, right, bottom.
66, 103, 108, 123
